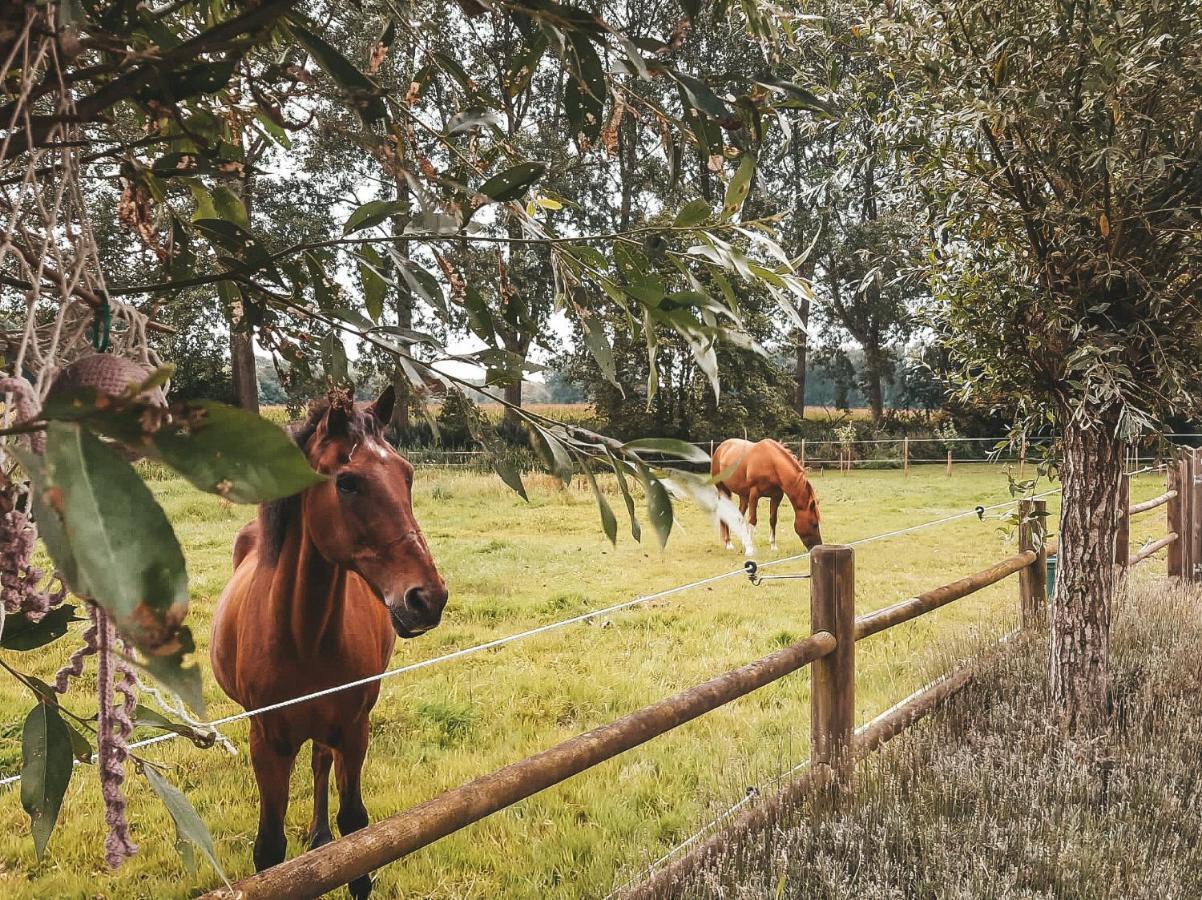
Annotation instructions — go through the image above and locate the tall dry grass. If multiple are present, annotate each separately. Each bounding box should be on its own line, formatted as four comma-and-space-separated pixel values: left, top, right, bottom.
659, 577, 1202, 900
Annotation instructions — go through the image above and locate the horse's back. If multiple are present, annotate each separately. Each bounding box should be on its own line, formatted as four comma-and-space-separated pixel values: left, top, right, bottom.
712, 438, 755, 487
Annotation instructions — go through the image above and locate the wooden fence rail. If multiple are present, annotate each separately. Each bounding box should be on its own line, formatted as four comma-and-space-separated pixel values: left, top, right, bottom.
206, 448, 1198, 899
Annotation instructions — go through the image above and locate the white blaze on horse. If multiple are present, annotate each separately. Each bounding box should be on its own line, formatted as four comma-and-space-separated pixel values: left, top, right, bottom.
711, 438, 823, 553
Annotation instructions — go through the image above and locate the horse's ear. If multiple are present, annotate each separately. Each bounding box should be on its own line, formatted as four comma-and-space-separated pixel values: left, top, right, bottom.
369, 384, 395, 425
323, 396, 352, 437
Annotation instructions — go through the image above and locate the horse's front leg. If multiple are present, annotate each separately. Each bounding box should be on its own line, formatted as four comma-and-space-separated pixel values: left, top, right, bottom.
769, 494, 782, 552
335, 716, 374, 899
745, 488, 760, 555
249, 723, 299, 873
308, 742, 334, 850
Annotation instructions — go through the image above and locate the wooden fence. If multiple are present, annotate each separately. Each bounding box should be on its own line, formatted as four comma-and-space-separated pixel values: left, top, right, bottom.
204, 451, 1201, 900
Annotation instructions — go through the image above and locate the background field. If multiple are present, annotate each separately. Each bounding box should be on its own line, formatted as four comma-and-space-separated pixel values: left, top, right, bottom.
0, 464, 1174, 899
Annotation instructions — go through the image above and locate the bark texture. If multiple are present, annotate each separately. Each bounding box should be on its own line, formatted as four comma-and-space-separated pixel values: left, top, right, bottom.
1050, 407, 1124, 729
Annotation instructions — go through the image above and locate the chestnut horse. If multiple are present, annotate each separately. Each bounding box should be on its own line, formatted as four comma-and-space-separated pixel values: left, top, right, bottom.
211, 389, 447, 898
712, 438, 823, 552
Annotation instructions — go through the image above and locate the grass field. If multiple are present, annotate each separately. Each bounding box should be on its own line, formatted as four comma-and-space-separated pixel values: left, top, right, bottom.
0, 464, 1174, 899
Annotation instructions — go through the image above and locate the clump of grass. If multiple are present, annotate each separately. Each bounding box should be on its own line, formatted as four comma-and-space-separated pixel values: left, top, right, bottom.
416, 699, 478, 747
661, 578, 1202, 900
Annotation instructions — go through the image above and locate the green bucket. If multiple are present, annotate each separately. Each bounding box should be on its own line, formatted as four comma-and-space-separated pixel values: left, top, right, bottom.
1046, 552, 1057, 599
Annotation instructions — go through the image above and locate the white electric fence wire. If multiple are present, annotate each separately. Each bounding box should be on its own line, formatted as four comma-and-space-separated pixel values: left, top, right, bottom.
0, 492, 1064, 789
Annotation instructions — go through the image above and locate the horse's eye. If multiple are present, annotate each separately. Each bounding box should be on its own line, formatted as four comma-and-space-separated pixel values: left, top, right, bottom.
336, 473, 359, 495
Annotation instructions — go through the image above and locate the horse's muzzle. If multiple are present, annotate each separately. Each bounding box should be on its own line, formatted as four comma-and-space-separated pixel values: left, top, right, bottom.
388, 583, 448, 638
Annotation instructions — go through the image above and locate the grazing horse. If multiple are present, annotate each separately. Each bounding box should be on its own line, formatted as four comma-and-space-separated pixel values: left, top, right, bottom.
211, 388, 447, 898
712, 438, 823, 552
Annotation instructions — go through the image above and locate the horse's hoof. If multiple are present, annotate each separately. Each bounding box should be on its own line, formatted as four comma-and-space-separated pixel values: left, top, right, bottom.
308, 828, 333, 851
725, 542, 734, 551
770, 543, 778, 553
348, 873, 374, 900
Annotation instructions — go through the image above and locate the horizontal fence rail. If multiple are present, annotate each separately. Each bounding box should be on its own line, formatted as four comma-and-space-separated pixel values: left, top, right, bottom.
1125, 489, 1177, 518
854, 551, 1036, 641
202, 633, 837, 899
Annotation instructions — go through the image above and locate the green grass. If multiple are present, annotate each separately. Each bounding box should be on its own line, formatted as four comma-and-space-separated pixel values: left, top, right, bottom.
0, 465, 1174, 899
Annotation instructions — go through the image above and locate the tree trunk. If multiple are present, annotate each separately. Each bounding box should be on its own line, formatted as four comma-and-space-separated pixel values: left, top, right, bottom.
502, 379, 522, 429
391, 173, 413, 431
230, 331, 259, 413
229, 171, 259, 414
1051, 406, 1125, 731
792, 295, 811, 416
862, 342, 885, 424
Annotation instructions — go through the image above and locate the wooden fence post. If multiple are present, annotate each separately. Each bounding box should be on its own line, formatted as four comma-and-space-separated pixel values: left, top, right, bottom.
810, 545, 855, 785
1018, 499, 1048, 628
800, 439, 806, 468
946, 450, 953, 476
1115, 472, 1130, 570
1019, 437, 1027, 479
903, 436, 909, 477
1167, 459, 1183, 579
1187, 449, 1197, 583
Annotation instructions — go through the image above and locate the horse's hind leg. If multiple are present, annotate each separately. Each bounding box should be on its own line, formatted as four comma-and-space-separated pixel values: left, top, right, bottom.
335, 717, 374, 899
717, 485, 733, 549
308, 742, 334, 850
249, 723, 299, 873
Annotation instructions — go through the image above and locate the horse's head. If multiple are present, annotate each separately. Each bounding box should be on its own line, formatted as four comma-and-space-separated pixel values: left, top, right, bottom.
299, 387, 448, 638
792, 472, 823, 550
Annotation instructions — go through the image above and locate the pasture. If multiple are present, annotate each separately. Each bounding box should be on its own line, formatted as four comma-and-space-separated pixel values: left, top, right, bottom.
0, 464, 1173, 899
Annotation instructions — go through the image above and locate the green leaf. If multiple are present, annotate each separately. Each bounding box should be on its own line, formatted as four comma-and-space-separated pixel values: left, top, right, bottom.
622, 438, 710, 463
490, 455, 528, 500
358, 245, 388, 322
577, 303, 619, 390
211, 186, 249, 229
582, 462, 618, 546
138, 643, 205, 718
29, 423, 188, 654
505, 31, 548, 97
462, 285, 497, 343
322, 332, 349, 385
638, 465, 674, 549
133, 705, 215, 748
144, 765, 227, 880
755, 75, 835, 115
21, 702, 73, 860
288, 20, 386, 123
674, 198, 712, 228
0, 605, 82, 651
187, 181, 218, 221
344, 199, 407, 235
722, 154, 757, 219
152, 402, 324, 503
529, 425, 574, 485
478, 163, 547, 203
606, 450, 642, 542
672, 70, 733, 119
64, 721, 93, 764
564, 33, 605, 141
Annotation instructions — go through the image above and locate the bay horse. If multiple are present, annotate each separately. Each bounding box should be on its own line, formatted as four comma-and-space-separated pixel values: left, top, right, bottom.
211, 388, 447, 898
711, 438, 823, 553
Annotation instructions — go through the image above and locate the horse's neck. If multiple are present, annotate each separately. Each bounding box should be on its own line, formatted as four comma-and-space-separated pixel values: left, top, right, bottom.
778, 461, 807, 505
269, 522, 349, 656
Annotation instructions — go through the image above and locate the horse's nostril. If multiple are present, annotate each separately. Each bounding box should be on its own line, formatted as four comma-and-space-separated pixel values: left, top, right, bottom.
405, 584, 448, 621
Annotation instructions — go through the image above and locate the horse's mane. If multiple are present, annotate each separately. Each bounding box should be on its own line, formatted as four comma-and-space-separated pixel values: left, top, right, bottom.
762, 439, 821, 520
257, 395, 379, 565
